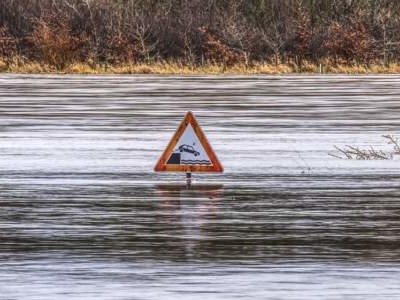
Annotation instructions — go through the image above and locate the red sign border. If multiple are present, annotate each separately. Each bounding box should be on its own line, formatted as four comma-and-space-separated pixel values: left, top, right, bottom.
154, 111, 223, 173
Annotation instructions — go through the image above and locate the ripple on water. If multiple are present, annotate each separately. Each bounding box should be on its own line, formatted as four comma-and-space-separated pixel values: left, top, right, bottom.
1, 75, 400, 299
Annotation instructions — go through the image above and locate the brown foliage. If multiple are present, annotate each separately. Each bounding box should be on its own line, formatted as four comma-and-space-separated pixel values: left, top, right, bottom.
291, 6, 312, 58
1, 0, 400, 68
199, 27, 245, 66
0, 26, 17, 63
107, 35, 137, 65
29, 19, 86, 69
324, 21, 375, 63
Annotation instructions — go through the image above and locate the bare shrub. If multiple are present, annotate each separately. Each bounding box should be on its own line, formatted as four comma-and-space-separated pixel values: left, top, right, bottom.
217, 2, 254, 65
107, 35, 137, 65
30, 19, 85, 69
199, 27, 245, 66
330, 135, 400, 160
324, 21, 375, 63
290, 3, 313, 64
252, 2, 292, 66
383, 134, 400, 154
1, 0, 400, 67
0, 26, 17, 65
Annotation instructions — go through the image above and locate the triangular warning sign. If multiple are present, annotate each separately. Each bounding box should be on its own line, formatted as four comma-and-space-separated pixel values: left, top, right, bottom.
154, 111, 223, 173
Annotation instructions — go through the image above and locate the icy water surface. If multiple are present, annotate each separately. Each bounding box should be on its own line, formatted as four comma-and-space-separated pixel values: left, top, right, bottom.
0, 74, 400, 299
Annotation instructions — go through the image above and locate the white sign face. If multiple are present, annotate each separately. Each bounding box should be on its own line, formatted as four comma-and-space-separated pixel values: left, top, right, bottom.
166, 124, 212, 165
154, 111, 223, 173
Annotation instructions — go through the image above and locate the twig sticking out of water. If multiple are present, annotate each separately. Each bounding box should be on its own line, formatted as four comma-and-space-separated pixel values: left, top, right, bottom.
329, 135, 400, 160
383, 134, 400, 154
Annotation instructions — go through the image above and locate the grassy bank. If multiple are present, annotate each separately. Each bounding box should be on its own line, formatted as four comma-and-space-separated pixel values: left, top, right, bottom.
2, 59, 400, 75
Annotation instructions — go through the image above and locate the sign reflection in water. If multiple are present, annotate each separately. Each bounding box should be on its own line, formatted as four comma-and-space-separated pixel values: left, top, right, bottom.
1, 75, 400, 299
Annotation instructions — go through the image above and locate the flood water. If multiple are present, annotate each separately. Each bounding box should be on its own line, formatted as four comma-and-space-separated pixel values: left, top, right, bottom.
1, 74, 400, 299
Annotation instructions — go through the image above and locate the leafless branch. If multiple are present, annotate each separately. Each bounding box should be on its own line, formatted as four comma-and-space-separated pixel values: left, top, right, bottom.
330, 134, 400, 160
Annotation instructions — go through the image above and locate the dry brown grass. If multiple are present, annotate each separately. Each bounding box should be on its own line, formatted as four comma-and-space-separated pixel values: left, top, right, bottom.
2, 58, 400, 75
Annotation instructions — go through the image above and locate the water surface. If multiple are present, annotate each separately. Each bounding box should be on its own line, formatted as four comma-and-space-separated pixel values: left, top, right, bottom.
0, 74, 400, 299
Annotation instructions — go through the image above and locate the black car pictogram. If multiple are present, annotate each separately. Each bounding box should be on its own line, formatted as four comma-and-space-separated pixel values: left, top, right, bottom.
178, 144, 200, 156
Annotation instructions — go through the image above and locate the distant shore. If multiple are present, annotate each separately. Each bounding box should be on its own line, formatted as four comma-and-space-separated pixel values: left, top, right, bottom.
2, 1, 400, 77
1, 60, 400, 75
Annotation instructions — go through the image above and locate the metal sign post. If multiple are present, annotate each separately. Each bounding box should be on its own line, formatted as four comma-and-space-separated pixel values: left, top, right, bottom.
186, 172, 192, 187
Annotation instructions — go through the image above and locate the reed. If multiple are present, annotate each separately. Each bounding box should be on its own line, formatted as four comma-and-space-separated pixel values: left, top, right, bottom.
2, 58, 400, 75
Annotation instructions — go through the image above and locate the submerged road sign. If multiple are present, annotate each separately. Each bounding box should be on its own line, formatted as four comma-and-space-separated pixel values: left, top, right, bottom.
154, 111, 223, 173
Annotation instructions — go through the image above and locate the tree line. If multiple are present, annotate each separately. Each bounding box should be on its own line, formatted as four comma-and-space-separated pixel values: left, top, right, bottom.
1, 0, 400, 69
